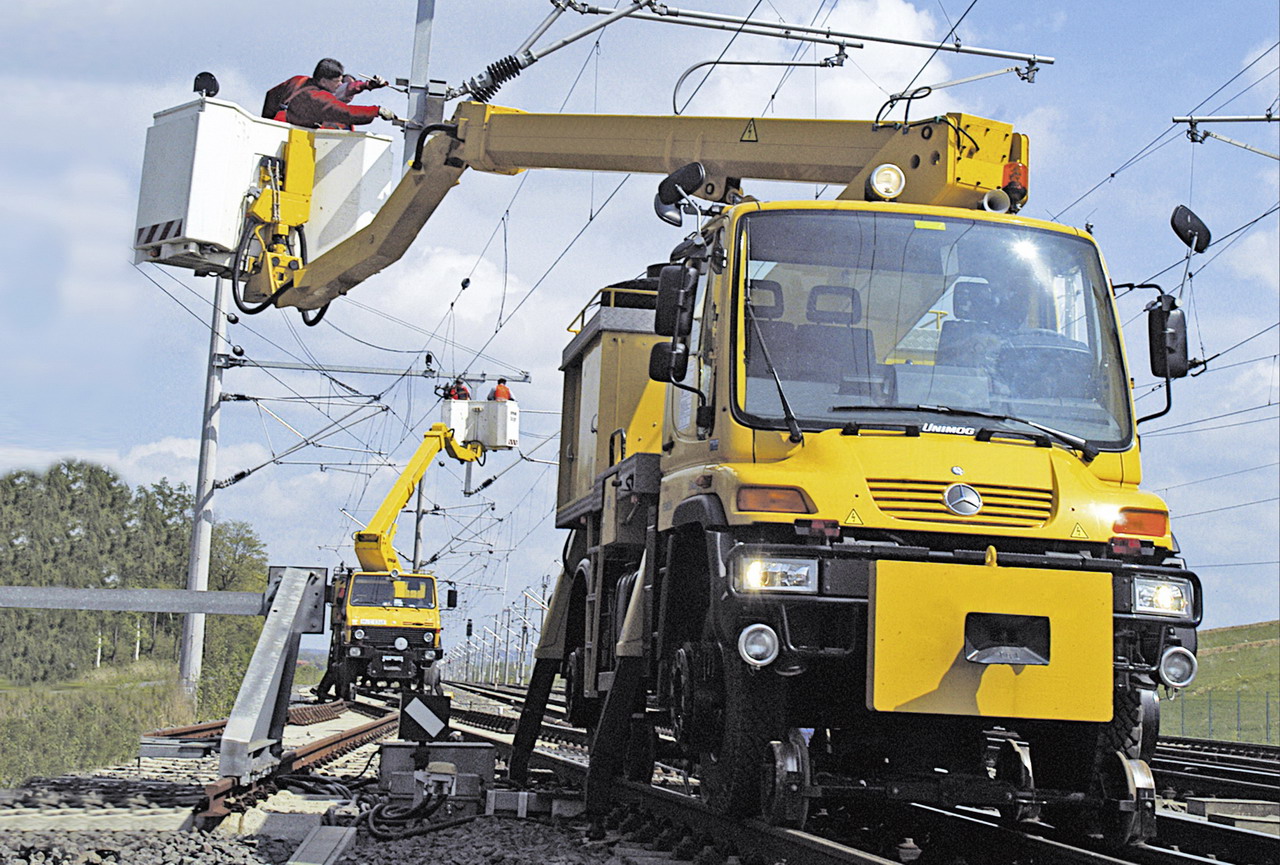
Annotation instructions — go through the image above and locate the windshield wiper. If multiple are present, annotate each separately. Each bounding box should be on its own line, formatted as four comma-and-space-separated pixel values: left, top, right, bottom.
830, 403, 1099, 463
747, 305, 803, 444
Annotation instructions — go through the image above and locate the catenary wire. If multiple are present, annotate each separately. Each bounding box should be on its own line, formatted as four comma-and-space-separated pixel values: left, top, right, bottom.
1052, 42, 1279, 221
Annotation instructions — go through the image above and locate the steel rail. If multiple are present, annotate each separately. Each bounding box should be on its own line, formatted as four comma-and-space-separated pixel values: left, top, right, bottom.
451, 682, 1278, 864
199, 702, 399, 817
1158, 735, 1280, 763
148, 701, 353, 742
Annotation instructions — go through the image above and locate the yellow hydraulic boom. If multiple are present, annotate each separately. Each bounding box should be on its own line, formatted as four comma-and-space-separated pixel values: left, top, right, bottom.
274, 102, 1027, 311
353, 422, 484, 573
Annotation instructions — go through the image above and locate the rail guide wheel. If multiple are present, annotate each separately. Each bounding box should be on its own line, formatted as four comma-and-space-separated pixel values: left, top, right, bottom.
1097, 751, 1157, 847
994, 738, 1042, 825
762, 728, 811, 829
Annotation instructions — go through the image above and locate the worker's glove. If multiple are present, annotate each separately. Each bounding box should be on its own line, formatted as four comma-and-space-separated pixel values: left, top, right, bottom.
378, 106, 396, 121
369, 75, 388, 89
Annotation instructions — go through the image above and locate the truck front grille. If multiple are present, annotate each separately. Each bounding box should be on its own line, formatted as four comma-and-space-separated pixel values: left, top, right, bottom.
361, 626, 435, 647
866, 478, 1054, 528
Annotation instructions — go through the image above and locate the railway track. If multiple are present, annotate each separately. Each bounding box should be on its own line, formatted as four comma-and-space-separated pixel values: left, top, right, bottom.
447, 679, 1280, 865
1152, 736, 1280, 802
4, 681, 1274, 864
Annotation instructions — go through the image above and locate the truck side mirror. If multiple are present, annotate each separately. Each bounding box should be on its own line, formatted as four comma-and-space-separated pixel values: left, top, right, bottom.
649, 341, 689, 382
1170, 205, 1211, 253
655, 264, 696, 337
1148, 295, 1190, 379
654, 193, 683, 227
657, 162, 707, 206
446, 588, 458, 609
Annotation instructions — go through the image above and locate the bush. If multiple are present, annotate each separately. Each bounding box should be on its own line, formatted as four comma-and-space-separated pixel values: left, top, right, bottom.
0, 662, 193, 786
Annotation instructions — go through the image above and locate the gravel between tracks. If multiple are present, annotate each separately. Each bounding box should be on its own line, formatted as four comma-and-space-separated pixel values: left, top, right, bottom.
337, 816, 638, 865
0, 829, 295, 864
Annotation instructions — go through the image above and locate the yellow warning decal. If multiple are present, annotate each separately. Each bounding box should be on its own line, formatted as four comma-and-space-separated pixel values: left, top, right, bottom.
1071, 523, 1089, 539
914, 220, 946, 230
844, 507, 864, 525
741, 119, 759, 142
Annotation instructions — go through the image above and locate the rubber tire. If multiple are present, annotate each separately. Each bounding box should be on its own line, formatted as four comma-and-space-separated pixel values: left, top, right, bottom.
421, 663, 443, 696
565, 647, 602, 729
336, 661, 358, 702
1046, 687, 1151, 844
699, 655, 784, 817
623, 718, 657, 783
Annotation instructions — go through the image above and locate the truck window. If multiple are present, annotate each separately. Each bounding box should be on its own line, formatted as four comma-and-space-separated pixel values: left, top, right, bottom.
737, 210, 1131, 450
349, 574, 437, 609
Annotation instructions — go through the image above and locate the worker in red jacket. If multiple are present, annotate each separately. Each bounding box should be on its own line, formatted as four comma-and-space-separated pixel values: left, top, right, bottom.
262, 58, 395, 129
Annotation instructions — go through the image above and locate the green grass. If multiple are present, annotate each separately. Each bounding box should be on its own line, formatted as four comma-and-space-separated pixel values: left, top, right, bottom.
0, 661, 195, 786
1162, 620, 1279, 743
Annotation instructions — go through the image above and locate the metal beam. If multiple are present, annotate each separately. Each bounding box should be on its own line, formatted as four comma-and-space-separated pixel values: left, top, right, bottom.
218, 356, 436, 378
574, 3, 1054, 65
220, 566, 322, 783
0, 585, 263, 616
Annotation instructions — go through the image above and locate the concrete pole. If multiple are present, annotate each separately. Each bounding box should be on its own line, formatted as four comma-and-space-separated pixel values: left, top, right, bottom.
402, 0, 438, 169
180, 275, 228, 702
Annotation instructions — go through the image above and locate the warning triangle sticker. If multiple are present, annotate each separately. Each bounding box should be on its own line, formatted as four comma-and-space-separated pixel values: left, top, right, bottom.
844, 508, 863, 525
740, 118, 759, 142
1070, 523, 1089, 539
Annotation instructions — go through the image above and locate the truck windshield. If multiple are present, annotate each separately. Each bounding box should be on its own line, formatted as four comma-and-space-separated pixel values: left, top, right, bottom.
349, 575, 436, 609
737, 209, 1131, 449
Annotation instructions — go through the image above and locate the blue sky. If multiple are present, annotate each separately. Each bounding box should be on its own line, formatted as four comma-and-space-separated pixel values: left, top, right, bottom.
0, 1, 1276, 641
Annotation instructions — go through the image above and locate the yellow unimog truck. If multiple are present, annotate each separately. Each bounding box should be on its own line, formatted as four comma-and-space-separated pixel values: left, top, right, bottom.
515, 136, 1204, 848
323, 403, 519, 698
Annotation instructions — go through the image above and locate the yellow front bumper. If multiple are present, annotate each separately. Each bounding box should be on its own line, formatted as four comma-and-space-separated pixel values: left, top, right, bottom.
867, 560, 1113, 722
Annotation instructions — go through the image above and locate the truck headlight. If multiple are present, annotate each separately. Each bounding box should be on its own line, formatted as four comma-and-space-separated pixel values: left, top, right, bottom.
1133, 577, 1192, 617
353, 628, 366, 640
394, 637, 409, 651
734, 557, 819, 594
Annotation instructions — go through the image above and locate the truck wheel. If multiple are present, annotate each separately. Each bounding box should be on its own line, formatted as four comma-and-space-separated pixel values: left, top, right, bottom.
421, 664, 444, 696
623, 716, 657, 783
565, 647, 602, 729
699, 653, 784, 817
336, 662, 357, 702
1044, 686, 1156, 846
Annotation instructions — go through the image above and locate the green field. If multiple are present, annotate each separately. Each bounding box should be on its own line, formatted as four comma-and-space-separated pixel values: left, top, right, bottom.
1161, 620, 1279, 743
0, 661, 193, 786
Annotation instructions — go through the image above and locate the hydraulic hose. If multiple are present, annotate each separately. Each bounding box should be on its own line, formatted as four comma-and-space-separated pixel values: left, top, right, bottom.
411, 123, 461, 171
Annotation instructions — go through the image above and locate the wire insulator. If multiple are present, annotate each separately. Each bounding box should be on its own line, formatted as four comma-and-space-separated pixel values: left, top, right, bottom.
472, 56, 522, 103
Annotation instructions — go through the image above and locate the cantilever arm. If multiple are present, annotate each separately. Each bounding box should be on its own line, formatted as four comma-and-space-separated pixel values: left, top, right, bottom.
276, 101, 1024, 312
278, 131, 469, 312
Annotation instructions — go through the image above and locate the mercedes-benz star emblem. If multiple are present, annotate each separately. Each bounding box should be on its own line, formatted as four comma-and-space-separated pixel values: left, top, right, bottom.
943, 483, 983, 516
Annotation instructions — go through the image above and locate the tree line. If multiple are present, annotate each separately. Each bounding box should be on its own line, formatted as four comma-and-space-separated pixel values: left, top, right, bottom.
0, 460, 267, 710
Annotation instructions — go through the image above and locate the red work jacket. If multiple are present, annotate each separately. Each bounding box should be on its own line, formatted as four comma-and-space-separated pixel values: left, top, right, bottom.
261, 75, 308, 121
286, 85, 380, 129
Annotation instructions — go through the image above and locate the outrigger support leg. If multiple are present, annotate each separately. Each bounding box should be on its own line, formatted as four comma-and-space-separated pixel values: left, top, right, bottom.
585, 655, 646, 816
509, 657, 559, 786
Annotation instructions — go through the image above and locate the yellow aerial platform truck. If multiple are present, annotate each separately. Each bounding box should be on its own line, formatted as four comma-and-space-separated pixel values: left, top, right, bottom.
324, 402, 519, 699
136, 94, 1204, 847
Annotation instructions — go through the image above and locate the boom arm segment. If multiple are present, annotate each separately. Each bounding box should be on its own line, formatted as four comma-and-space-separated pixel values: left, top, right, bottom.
353, 422, 484, 573
279, 101, 1026, 311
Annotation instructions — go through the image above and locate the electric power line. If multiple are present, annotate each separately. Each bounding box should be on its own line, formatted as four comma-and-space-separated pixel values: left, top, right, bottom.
1176, 496, 1279, 519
